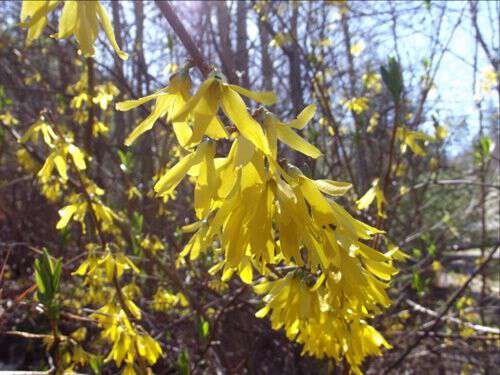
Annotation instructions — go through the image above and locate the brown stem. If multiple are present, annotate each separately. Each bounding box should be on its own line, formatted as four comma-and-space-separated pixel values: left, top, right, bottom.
50, 319, 60, 373
373, 99, 401, 248
85, 57, 95, 154
155, 1, 211, 77
383, 245, 499, 373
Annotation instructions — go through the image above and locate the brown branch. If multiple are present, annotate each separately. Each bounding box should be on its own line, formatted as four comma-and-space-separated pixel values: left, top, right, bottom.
406, 299, 500, 335
372, 85, 402, 248
383, 245, 499, 373
85, 57, 95, 153
155, 1, 211, 77
468, 0, 498, 71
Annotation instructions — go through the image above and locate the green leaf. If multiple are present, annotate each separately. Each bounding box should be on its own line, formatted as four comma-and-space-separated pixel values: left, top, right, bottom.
33, 249, 61, 318
89, 355, 103, 375
477, 136, 494, 160
380, 57, 403, 102
177, 349, 190, 375
131, 212, 144, 256
412, 272, 423, 296
34, 259, 46, 294
52, 258, 62, 292
117, 149, 134, 172
197, 317, 210, 339
427, 243, 436, 257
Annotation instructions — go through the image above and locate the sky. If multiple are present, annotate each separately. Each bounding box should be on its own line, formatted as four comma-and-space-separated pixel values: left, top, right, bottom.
243, 1, 498, 154
369, 1, 498, 154
5, 0, 497, 155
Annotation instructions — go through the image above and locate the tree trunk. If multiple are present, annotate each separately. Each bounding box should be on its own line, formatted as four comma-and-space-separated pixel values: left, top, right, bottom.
289, 6, 303, 116
236, 0, 249, 87
215, 2, 237, 83
134, 1, 153, 184
341, 12, 369, 191
111, 1, 126, 144
258, 15, 273, 92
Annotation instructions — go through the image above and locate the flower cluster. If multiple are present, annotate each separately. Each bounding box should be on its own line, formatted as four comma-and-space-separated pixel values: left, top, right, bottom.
117, 71, 403, 371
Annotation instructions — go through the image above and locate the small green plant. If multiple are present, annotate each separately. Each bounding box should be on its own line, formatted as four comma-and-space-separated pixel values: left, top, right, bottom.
34, 249, 62, 319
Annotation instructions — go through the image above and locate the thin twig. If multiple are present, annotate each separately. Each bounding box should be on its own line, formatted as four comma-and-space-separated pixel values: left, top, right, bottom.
154, 1, 211, 77
383, 245, 499, 373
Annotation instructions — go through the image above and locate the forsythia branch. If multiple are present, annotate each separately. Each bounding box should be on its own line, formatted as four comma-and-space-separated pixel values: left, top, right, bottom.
155, 0, 211, 77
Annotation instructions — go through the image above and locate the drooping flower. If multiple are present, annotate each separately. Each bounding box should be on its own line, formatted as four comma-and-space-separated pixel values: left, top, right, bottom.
116, 72, 195, 146
20, 0, 128, 60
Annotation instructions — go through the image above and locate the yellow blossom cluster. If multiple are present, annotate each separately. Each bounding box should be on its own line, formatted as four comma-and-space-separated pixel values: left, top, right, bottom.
117, 71, 402, 371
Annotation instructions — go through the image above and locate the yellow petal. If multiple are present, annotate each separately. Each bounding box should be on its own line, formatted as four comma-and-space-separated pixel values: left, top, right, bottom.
37, 154, 55, 181
205, 116, 228, 140
234, 135, 255, 167
172, 122, 192, 147
115, 91, 166, 111
21, 0, 59, 45
313, 179, 351, 196
68, 144, 86, 170
96, 2, 128, 60
310, 273, 326, 291
364, 258, 397, 281
188, 112, 213, 146
208, 260, 225, 275
238, 257, 253, 284
172, 77, 215, 122
194, 142, 218, 218
81, 2, 101, 56
56, 0, 77, 39
275, 122, 322, 158
255, 304, 271, 318
56, 204, 78, 229
226, 84, 277, 105
289, 104, 316, 129
356, 242, 387, 262
220, 87, 270, 155
356, 186, 376, 210
53, 154, 68, 180
124, 112, 160, 146
298, 178, 335, 225
154, 143, 208, 196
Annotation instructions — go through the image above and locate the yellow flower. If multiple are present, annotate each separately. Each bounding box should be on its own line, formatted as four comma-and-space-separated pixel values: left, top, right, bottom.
92, 303, 162, 370
171, 74, 276, 154
20, 0, 128, 60
16, 148, 40, 173
140, 234, 165, 255
154, 141, 214, 201
295, 314, 392, 374
116, 72, 193, 146
341, 97, 369, 114
115, 70, 401, 372
255, 271, 393, 373
263, 106, 322, 159
20, 0, 59, 45
350, 40, 365, 57
356, 178, 387, 217
92, 121, 109, 137
151, 288, 187, 312
362, 72, 382, 93
38, 143, 86, 183
0, 111, 19, 126
396, 127, 433, 156
20, 120, 58, 147
434, 125, 448, 140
